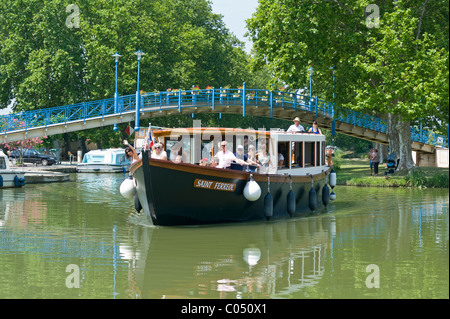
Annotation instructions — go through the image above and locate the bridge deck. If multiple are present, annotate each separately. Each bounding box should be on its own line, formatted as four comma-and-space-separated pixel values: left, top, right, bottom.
1, 88, 447, 154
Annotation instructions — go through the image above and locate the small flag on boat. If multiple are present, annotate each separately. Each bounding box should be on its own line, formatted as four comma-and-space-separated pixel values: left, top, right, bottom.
143, 123, 154, 150
125, 125, 134, 136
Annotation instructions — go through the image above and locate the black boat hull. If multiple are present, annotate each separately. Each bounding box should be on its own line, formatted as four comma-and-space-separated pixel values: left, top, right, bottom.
131, 154, 331, 226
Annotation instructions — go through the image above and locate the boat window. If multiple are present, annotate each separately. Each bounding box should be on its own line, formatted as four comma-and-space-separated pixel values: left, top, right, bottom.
316, 141, 321, 166
321, 141, 326, 166
257, 138, 269, 173
201, 140, 213, 161
305, 142, 315, 167
277, 142, 289, 169
292, 142, 303, 168
117, 154, 127, 164
240, 135, 256, 157
0, 157, 6, 169
92, 155, 105, 163
166, 137, 190, 164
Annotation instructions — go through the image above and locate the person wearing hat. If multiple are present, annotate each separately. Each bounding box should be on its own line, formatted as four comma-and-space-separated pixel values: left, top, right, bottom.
234, 145, 248, 161
287, 117, 305, 133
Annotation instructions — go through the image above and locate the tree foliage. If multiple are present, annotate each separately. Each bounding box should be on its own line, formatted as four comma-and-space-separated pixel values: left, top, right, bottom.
246, 0, 449, 129
247, 0, 448, 168
0, 0, 250, 111
1, 0, 269, 153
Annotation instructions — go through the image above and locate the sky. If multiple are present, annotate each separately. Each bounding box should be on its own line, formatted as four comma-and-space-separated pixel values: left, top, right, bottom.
0, 0, 259, 115
210, 0, 259, 54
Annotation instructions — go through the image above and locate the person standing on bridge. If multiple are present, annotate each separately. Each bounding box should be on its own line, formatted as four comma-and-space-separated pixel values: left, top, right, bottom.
287, 117, 305, 133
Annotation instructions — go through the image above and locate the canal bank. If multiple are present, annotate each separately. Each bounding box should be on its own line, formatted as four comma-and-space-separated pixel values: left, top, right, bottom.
335, 158, 449, 188
10, 162, 76, 184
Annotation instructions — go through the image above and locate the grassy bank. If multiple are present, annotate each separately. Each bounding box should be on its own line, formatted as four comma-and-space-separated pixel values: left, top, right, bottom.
334, 158, 449, 188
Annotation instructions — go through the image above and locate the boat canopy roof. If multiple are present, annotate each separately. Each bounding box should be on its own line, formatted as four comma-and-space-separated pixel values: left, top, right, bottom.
145, 127, 328, 176
152, 127, 271, 139
152, 127, 324, 142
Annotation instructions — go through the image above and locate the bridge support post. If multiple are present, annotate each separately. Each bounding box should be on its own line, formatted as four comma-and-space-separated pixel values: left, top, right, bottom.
212, 87, 215, 111
315, 97, 318, 118
242, 82, 246, 117
270, 91, 273, 118
294, 92, 297, 113
178, 89, 182, 113
135, 91, 141, 131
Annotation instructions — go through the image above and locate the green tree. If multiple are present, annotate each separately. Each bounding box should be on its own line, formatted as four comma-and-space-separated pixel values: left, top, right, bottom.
0, 0, 253, 147
247, 0, 449, 169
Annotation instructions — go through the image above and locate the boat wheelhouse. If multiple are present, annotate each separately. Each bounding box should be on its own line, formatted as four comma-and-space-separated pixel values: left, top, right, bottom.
126, 127, 335, 226
0, 150, 26, 188
77, 148, 131, 173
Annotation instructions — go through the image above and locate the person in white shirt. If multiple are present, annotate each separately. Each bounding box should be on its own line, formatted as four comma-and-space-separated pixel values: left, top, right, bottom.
214, 141, 246, 168
287, 117, 305, 133
152, 143, 167, 160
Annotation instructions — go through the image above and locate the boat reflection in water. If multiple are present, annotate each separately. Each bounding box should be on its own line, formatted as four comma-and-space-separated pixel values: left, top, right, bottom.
120, 215, 336, 299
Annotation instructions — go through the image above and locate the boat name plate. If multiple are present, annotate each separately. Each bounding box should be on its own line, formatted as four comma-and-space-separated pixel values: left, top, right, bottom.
193, 178, 236, 192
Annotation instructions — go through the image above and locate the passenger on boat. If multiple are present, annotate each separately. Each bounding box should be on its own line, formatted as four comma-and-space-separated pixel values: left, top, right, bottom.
246, 145, 260, 167
278, 153, 285, 167
308, 121, 322, 134
287, 117, 305, 133
234, 145, 248, 161
152, 143, 167, 160
173, 155, 183, 164
257, 144, 270, 173
199, 158, 209, 166
123, 140, 140, 164
326, 149, 333, 167
210, 157, 219, 168
214, 141, 246, 169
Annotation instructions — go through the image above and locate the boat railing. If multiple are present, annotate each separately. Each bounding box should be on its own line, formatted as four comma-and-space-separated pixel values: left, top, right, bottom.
2, 88, 447, 149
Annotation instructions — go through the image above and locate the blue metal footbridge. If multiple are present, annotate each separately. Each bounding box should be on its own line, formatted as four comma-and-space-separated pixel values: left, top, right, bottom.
1, 87, 447, 154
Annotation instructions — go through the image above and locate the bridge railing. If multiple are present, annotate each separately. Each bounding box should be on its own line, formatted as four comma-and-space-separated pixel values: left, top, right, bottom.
1, 88, 448, 149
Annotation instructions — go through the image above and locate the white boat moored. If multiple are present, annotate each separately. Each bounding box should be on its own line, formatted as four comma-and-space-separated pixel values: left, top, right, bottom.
0, 151, 26, 188
76, 148, 131, 173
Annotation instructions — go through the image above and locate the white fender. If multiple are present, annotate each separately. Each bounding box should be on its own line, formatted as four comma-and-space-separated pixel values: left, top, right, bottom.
120, 177, 137, 199
329, 171, 337, 188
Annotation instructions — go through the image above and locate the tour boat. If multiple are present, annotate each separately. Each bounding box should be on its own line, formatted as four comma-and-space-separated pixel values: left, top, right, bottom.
0, 150, 26, 188
121, 127, 336, 226
77, 148, 131, 173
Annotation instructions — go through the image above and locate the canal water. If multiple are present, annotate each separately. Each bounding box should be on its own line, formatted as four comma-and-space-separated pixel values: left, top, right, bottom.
0, 173, 448, 299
